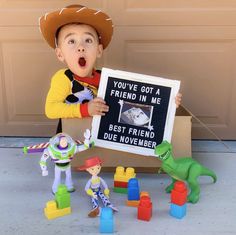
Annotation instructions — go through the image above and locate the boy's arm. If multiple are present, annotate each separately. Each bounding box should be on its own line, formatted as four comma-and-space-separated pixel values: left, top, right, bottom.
45, 70, 89, 119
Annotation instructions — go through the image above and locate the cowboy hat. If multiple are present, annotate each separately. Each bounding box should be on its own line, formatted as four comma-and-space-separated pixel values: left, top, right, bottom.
39, 4, 113, 49
79, 156, 103, 170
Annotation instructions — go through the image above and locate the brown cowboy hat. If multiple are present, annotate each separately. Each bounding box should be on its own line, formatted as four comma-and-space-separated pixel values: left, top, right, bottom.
78, 156, 103, 171
39, 4, 113, 49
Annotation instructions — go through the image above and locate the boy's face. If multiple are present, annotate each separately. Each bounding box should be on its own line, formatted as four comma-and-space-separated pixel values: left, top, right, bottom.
86, 164, 101, 176
55, 24, 103, 77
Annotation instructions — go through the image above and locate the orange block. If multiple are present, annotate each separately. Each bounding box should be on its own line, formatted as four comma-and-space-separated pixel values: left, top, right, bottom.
126, 200, 140, 207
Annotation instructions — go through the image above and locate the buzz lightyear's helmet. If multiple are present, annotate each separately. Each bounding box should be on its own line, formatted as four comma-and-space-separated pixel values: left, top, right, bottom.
48, 133, 77, 161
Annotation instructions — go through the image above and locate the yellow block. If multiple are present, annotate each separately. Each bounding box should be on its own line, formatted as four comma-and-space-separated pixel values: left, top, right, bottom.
114, 166, 136, 182
44, 200, 71, 220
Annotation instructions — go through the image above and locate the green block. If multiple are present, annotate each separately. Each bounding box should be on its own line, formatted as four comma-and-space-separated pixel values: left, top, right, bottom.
55, 184, 70, 209
113, 187, 127, 194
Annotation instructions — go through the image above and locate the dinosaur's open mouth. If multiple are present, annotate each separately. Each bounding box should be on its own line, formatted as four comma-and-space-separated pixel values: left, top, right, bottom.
159, 150, 170, 160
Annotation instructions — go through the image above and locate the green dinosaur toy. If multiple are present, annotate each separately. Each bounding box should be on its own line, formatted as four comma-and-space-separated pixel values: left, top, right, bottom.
154, 141, 217, 203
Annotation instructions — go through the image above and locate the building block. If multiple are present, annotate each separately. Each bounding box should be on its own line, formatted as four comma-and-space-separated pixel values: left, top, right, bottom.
171, 181, 187, 206
114, 166, 136, 183
140, 191, 149, 198
55, 184, 71, 209
44, 200, 71, 220
128, 178, 140, 201
126, 200, 140, 207
126, 192, 150, 207
137, 195, 152, 221
170, 203, 186, 219
114, 181, 128, 188
125, 167, 136, 180
100, 207, 114, 233
114, 166, 125, 182
113, 187, 127, 194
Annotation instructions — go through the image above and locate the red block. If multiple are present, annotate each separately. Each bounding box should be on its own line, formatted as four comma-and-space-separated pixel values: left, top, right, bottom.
171, 181, 187, 206
114, 181, 128, 188
137, 195, 152, 221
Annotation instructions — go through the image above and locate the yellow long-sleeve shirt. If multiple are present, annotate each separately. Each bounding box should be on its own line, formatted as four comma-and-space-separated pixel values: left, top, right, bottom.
45, 69, 100, 119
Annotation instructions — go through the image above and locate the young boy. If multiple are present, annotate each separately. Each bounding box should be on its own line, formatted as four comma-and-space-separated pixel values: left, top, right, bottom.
39, 4, 181, 131
39, 4, 112, 132
79, 156, 118, 217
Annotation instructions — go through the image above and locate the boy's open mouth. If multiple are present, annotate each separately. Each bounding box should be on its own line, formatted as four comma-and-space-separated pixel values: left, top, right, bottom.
78, 57, 86, 67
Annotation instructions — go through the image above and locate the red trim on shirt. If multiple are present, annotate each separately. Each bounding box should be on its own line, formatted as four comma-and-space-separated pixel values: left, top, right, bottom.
74, 70, 100, 88
80, 103, 90, 117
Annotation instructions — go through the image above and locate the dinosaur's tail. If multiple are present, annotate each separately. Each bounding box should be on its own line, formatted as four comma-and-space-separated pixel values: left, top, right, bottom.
201, 166, 217, 183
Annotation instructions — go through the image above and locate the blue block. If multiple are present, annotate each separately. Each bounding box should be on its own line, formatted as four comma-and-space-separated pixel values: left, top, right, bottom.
170, 203, 187, 219
128, 178, 140, 201
100, 207, 114, 233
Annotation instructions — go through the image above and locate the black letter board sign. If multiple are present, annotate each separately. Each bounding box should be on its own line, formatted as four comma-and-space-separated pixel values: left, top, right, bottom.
92, 68, 180, 156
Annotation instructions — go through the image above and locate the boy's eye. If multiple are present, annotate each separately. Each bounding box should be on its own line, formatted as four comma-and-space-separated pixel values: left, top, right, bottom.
85, 38, 93, 43
68, 39, 76, 44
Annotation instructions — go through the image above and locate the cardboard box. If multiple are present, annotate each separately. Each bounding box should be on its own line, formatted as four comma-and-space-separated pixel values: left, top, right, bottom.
62, 106, 192, 172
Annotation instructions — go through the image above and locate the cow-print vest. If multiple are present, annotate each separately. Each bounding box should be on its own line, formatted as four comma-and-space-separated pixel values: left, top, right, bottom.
64, 69, 100, 104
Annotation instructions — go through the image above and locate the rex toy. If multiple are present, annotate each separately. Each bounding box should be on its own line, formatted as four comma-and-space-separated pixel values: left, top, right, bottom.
154, 141, 217, 203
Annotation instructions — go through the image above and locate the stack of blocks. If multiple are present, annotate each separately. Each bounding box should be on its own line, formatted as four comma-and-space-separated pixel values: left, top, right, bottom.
137, 193, 152, 221
113, 166, 136, 194
100, 207, 114, 233
126, 178, 140, 207
169, 181, 187, 219
44, 184, 71, 219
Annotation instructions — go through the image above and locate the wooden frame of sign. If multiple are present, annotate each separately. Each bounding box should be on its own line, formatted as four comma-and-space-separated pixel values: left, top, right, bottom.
92, 68, 180, 156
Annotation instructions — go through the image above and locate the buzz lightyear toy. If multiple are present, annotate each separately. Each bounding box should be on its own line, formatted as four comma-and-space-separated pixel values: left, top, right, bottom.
23, 129, 93, 194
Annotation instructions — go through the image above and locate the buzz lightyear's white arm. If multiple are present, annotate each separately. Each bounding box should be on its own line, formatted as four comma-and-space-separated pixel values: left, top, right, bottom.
75, 129, 94, 153
39, 148, 50, 176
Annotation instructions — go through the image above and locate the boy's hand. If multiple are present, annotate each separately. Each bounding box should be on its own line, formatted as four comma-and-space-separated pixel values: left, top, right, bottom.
175, 93, 182, 108
88, 97, 109, 116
